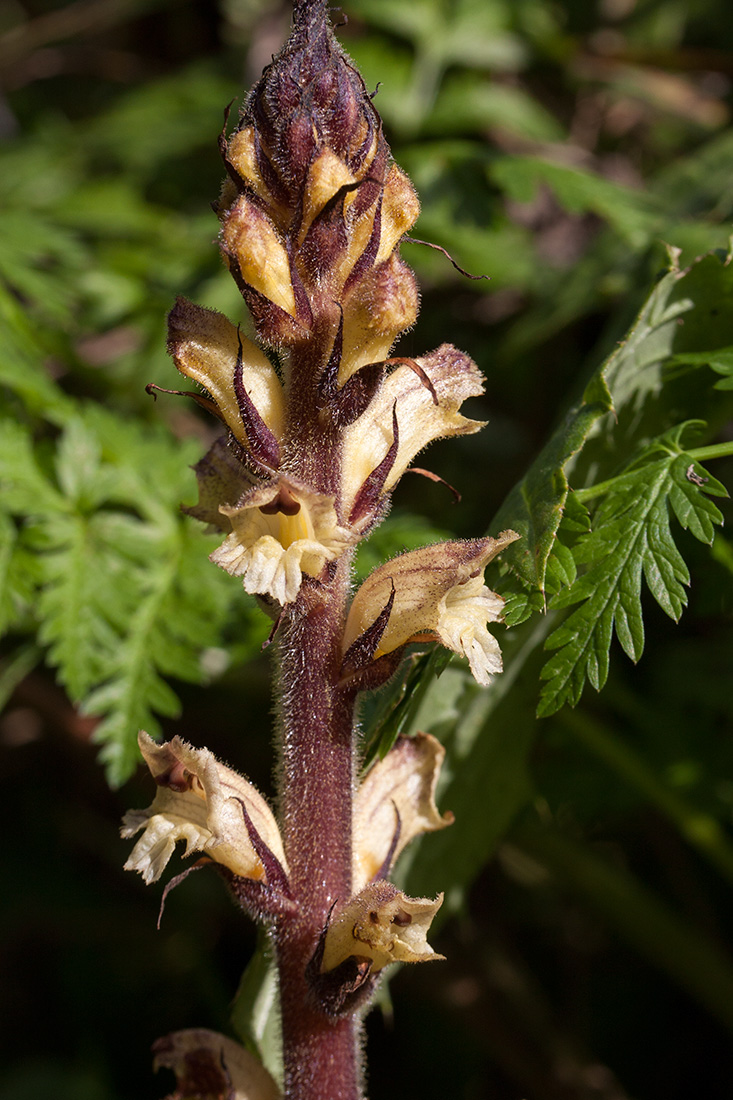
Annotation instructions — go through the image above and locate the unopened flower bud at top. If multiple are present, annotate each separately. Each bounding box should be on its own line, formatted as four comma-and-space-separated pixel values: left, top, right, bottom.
216, 0, 420, 368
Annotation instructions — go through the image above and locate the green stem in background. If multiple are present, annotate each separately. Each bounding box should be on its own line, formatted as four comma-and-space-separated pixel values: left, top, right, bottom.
560, 708, 733, 886
685, 441, 733, 462
573, 440, 733, 505
514, 820, 733, 1034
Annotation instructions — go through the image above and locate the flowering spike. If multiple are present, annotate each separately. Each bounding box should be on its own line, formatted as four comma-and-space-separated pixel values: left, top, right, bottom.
132, 3, 526, 1094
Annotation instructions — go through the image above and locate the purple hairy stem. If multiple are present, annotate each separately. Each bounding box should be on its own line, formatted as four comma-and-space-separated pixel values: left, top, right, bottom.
275, 552, 362, 1100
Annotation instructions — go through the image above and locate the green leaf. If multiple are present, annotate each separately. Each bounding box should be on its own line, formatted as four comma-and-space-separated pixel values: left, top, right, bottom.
0, 407, 246, 787
500, 587, 544, 628
230, 933, 283, 1089
493, 371, 612, 593
669, 346, 733, 390
0, 285, 73, 425
538, 431, 725, 717
490, 156, 660, 247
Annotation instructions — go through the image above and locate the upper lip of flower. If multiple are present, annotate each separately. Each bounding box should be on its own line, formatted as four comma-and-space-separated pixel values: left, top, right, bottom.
340, 344, 487, 530
167, 297, 285, 469
353, 731, 453, 889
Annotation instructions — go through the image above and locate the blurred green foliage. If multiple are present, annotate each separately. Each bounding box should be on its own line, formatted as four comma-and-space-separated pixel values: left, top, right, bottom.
2, 0, 733, 1098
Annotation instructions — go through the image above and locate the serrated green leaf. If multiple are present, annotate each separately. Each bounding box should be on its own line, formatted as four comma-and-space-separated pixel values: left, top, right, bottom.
0, 286, 73, 423
35, 512, 123, 699
668, 455, 727, 542
500, 587, 545, 627
539, 439, 724, 717
560, 493, 592, 534
54, 418, 105, 507
545, 540, 577, 593
0, 420, 66, 515
1, 401, 244, 786
0, 514, 41, 634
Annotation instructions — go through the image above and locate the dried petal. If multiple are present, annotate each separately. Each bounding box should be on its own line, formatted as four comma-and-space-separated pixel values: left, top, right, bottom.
321, 881, 443, 972
343, 533, 520, 685
153, 1028, 280, 1100
353, 732, 453, 888
122, 733, 286, 884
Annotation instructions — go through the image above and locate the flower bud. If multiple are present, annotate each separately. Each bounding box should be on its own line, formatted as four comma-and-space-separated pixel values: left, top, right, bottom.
217, 0, 419, 372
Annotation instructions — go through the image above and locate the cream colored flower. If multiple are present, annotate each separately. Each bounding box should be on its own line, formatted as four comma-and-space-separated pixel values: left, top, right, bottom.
320, 880, 443, 973
211, 478, 354, 605
341, 344, 485, 525
153, 1029, 280, 1100
122, 733, 286, 884
353, 732, 453, 889
343, 532, 520, 686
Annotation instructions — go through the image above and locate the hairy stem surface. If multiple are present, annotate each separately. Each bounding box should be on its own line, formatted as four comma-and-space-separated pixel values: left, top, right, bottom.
275, 553, 362, 1100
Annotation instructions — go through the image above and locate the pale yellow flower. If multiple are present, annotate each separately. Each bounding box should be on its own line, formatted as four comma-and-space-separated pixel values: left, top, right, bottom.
211, 478, 354, 605
343, 532, 520, 685
122, 733, 286, 884
320, 880, 444, 973
353, 732, 453, 889
341, 345, 486, 527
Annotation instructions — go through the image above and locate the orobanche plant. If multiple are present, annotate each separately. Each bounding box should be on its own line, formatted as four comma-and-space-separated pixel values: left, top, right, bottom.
114, 1, 733, 1098
122, 2, 517, 1097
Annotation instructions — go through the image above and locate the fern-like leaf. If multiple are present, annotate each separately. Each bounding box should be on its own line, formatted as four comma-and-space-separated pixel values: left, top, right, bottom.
538, 428, 727, 716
